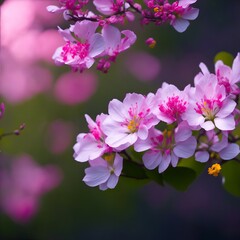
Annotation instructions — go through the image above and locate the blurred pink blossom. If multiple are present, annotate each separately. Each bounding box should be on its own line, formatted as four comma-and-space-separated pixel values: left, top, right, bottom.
47, 120, 74, 154
54, 71, 98, 105
1, 0, 36, 45
125, 51, 161, 81
0, 49, 52, 103
0, 155, 62, 223
37, 30, 65, 63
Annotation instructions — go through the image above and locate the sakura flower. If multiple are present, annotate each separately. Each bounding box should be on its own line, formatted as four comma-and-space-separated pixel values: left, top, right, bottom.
101, 24, 136, 58
182, 73, 236, 131
102, 93, 159, 150
195, 131, 240, 162
83, 152, 123, 190
198, 53, 240, 96
171, 0, 199, 33
134, 121, 197, 173
93, 0, 126, 15
73, 114, 111, 163
53, 20, 105, 71
153, 82, 189, 124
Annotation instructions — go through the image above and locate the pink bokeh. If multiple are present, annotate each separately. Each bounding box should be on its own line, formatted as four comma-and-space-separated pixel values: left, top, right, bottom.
54, 71, 98, 105
0, 155, 62, 223
47, 120, 74, 154
125, 51, 161, 81
0, 0, 63, 104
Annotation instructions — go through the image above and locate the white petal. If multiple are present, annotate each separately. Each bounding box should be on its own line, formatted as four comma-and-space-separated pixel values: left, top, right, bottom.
89, 33, 105, 57
107, 174, 119, 189
182, 8, 199, 20
201, 121, 215, 131
171, 153, 179, 167
83, 166, 110, 187
173, 136, 196, 158
216, 99, 236, 118
143, 151, 162, 170
172, 19, 190, 33
158, 154, 171, 173
214, 116, 235, 131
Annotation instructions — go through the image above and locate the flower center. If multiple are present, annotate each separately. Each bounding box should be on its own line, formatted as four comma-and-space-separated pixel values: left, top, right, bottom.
61, 41, 90, 61
127, 116, 140, 133
195, 96, 223, 120
159, 95, 187, 121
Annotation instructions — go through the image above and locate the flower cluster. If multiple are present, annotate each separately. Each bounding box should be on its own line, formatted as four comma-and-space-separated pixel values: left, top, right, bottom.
73, 53, 240, 190
47, 0, 199, 72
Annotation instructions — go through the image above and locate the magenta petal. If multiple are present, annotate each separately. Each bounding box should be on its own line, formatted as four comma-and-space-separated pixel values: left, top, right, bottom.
195, 151, 209, 163
219, 143, 240, 160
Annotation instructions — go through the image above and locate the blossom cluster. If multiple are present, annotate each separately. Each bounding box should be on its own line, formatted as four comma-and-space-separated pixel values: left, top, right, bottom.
73, 53, 240, 190
48, 0, 199, 72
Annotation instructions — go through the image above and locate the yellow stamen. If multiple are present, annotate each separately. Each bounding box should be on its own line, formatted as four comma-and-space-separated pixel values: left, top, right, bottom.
103, 153, 115, 165
208, 163, 221, 177
127, 117, 139, 133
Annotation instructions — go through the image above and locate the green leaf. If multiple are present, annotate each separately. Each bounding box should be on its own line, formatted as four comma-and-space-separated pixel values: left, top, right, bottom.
178, 157, 205, 176
145, 169, 164, 186
221, 160, 240, 197
214, 51, 234, 67
122, 160, 148, 180
162, 167, 196, 191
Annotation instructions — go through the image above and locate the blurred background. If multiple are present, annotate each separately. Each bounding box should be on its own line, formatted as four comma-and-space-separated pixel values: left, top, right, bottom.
0, 0, 240, 239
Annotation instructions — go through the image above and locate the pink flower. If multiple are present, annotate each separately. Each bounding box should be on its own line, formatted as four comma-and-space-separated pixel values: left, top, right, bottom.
101, 93, 159, 150
101, 24, 137, 58
53, 20, 105, 71
153, 83, 189, 124
195, 131, 240, 162
182, 74, 236, 131
0, 155, 62, 223
73, 114, 112, 162
171, 0, 199, 33
93, 0, 126, 15
134, 121, 197, 173
199, 53, 240, 96
83, 153, 123, 190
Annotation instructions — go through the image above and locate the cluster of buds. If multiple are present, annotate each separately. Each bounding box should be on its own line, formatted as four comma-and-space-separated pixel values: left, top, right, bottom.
73, 53, 240, 190
47, 0, 199, 72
